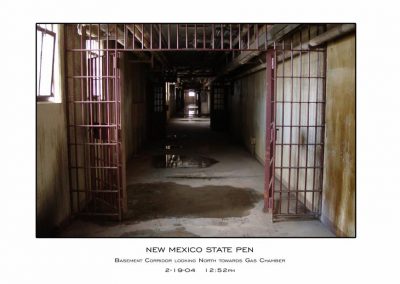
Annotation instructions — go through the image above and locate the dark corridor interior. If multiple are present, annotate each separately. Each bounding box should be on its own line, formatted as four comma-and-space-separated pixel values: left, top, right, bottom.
37, 24, 356, 237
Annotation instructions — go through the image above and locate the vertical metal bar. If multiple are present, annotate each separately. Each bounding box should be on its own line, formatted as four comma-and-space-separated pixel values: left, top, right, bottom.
80, 25, 88, 209
133, 24, 135, 50
211, 24, 214, 49
287, 39, 294, 214
312, 48, 321, 213
247, 23, 250, 49
124, 24, 127, 50
318, 48, 327, 215
194, 24, 197, 49
72, 24, 79, 212
167, 24, 170, 49
256, 24, 259, 50
150, 24, 153, 49
176, 24, 179, 49
229, 24, 232, 50
280, 42, 285, 214
265, 49, 275, 213
220, 24, 223, 49
89, 26, 96, 211
304, 26, 311, 211
203, 24, 206, 49
114, 25, 121, 220
265, 24, 267, 50
272, 43, 277, 214
239, 24, 241, 50
141, 24, 144, 49
159, 24, 162, 50
106, 24, 111, 211
295, 31, 303, 214
97, 26, 103, 197
185, 24, 188, 49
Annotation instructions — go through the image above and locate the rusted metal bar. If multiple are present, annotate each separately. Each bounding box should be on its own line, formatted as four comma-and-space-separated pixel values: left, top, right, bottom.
247, 23, 250, 49
212, 24, 214, 49
176, 24, 179, 49
159, 24, 162, 49
203, 24, 206, 49
279, 43, 285, 214
239, 24, 241, 50
312, 45, 321, 213
295, 31, 303, 214
167, 24, 170, 49
220, 24, 223, 49
194, 24, 197, 49
265, 49, 275, 213
230, 24, 232, 50
287, 39, 294, 214
150, 24, 153, 49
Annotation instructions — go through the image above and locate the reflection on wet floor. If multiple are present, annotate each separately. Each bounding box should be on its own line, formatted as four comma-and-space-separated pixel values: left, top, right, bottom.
126, 182, 263, 221
184, 104, 198, 118
166, 133, 188, 140
153, 154, 218, 168
164, 144, 183, 150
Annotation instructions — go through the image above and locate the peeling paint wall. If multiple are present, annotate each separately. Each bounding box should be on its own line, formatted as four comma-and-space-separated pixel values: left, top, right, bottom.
321, 34, 355, 237
230, 70, 266, 163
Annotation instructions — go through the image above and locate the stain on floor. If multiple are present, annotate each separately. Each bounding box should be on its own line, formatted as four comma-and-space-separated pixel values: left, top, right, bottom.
126, 182, 262, 221
119, 228, 198, 237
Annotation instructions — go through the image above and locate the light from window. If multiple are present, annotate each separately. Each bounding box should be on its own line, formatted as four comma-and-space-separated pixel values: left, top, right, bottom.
36, 24, 56, 101
189, 91, 195, 97
87, 40, 103, 100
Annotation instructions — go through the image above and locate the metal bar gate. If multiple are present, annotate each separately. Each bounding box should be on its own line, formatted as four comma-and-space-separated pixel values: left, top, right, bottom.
65, 24, 122, 219
63, 23, 326, 221
265, 30, 327, 221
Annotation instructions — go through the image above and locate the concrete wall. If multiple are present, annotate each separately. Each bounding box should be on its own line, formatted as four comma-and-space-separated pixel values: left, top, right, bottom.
121, 56, 149, 161
230, 70, 266, 163
321, 34, 355, 237
37, 25, 70, 236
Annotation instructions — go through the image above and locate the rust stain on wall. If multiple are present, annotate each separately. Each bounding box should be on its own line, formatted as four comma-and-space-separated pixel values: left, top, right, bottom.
322, 34, 355, 237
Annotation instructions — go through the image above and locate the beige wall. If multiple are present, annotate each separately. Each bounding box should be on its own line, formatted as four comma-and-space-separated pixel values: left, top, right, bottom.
37, 103, 70, 236
37, 25, 70, 236
231, 70, 266, 163
321, 34, 356, 237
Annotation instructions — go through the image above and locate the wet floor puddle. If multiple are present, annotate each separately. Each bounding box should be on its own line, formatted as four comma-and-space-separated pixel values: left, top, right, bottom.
153, 154, 218, 168
126, 182, 263, 221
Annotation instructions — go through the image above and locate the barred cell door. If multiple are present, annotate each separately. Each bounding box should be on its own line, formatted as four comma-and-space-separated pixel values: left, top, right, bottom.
65, 25, 123, 220
210, 84, 227, 130
151, 84, 166, 138
265, 42, 327, 221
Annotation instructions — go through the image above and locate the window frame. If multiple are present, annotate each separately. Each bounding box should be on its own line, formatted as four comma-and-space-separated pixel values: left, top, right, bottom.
36, 25, 56, 102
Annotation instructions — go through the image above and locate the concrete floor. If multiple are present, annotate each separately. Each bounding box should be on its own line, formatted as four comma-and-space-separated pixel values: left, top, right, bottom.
60, 117, 334, 237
